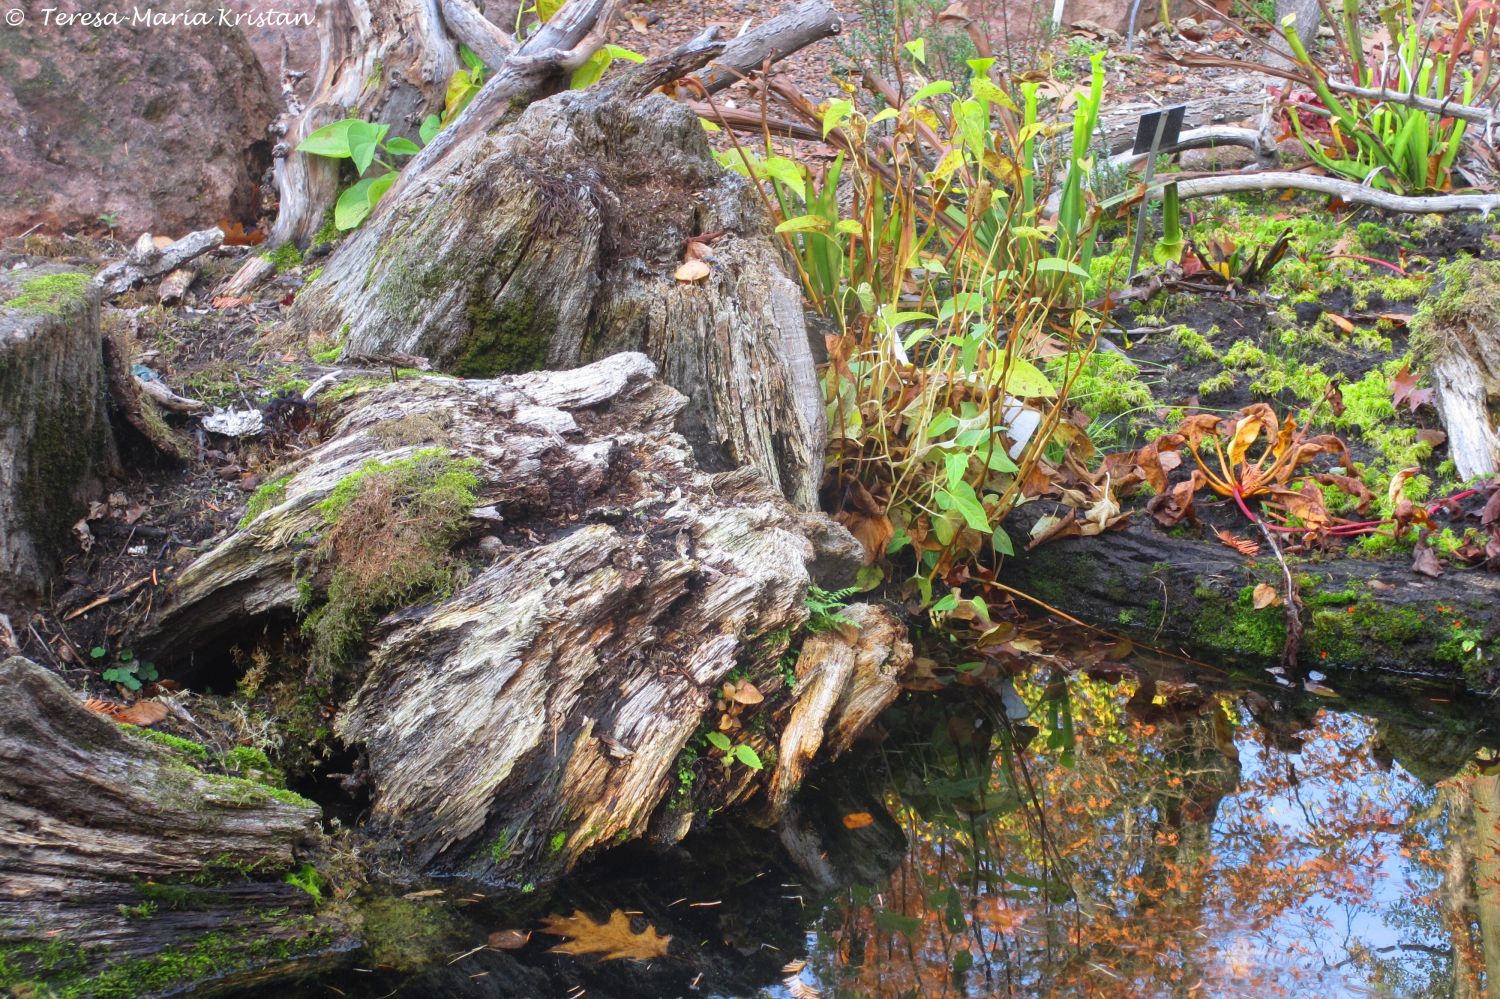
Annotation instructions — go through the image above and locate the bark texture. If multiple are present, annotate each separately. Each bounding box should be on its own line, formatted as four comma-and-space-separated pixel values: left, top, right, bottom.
142, 354, 898, 882
292, 89, 826, 508
0, 263, 115, 604
1416, 259, 1500, 481
0, 657, 334, 993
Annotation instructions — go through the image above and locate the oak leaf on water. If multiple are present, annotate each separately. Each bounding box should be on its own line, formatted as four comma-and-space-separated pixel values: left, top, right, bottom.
539, 909, 671, 962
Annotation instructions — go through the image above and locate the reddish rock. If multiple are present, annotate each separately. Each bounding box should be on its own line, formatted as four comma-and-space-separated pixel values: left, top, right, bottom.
0, 1, 277, 238
221, 0, 321, 102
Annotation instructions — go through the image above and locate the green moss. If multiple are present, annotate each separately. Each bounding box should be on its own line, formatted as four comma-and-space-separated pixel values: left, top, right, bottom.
0, 916, 332, 998
300, 448, 480, 672
358, 897, 466, 972
1223, 339, 1267, 369
1197, 370, 1235, 399
239, 475, 290, 528
1171, 324, 1218, 364
1304, 593, 1429, 667
1046, 350, 1153, 424
2, 271, 92, 316
1411, 255, 1500, 363
264, 242, 304, 274
122, 725, 209, 761
489, 830, 513, 863
548, 830, 567, 855
1192, 584, 1285, 660
222, 745, 287, 787
454, 294, 552, 377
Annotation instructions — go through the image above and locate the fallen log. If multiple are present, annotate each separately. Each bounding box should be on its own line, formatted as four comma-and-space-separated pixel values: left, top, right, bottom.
92, 229, 224, 297
1412, 257, 1500, 481
1001, 507, 1500, 685
0, 656, 341, 995
141, 353, 906, 883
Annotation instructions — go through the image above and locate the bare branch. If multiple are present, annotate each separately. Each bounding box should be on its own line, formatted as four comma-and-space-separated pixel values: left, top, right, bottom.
688, 0, 841, 97
1164, 170, 1500, 213
440, 0, 516, 67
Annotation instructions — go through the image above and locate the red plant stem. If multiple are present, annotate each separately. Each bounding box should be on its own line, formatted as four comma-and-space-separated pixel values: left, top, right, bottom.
1326, 253, 1410, 276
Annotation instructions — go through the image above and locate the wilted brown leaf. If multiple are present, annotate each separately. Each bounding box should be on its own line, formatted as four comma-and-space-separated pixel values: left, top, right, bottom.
1215, 529, 1260, 556
674, 259, 710, 283
1412, 539, 1444, 578
540, 910, 671, 962
117, 701, 169, 726
1252, 582, 1282, 609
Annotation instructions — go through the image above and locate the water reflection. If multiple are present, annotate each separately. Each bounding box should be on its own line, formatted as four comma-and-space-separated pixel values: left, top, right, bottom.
804, 673, 1500, 998
265, 667, 1500, 999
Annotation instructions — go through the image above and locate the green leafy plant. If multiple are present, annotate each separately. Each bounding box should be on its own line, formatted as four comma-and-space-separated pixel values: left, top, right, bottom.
93, 646, 159, 692
296, 118, 424, 230
805, 585, 856, 631
720, 50, 1107, 606
1278, 0, 1485, 193
704, 731, 764, 771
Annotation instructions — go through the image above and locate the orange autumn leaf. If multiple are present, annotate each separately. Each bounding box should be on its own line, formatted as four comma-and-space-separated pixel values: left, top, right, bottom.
842, 812, 875, 829
539, 909, 671, 962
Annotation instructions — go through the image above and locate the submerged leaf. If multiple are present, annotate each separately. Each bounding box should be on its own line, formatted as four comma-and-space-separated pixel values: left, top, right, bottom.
540, 910, 671, 962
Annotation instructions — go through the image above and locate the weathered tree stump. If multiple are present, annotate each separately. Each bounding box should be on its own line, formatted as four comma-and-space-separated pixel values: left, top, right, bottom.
0, 264, 115, 605
292, 87, 827, 508
0, 657, 338, 995
141, 354, 906, 882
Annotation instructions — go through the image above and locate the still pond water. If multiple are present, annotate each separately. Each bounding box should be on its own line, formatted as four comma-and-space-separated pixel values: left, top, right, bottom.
273, 660, 1500, 998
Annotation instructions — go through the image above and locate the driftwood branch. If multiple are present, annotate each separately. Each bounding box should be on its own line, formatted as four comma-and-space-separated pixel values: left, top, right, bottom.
439, 0, 515, 66
92, 228, 224, 297
1107, 125, 1279, 172
689, 0, 842, 97
1158, 171, 1500, 212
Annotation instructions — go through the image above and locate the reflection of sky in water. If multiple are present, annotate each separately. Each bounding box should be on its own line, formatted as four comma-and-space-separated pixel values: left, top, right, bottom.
784, 697, 1475, 999
1211, 712, 1430, 993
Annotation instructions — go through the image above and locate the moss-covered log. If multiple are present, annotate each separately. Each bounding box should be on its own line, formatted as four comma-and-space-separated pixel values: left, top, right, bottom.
0, 263, 116, 605
140, 353, 907, 884
1003, 509, 1500, 688
0, 656, 343, 997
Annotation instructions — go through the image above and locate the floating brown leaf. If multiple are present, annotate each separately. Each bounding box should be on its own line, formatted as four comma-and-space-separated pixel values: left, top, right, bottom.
540, 910, 671, 962
488, 929, 531, 950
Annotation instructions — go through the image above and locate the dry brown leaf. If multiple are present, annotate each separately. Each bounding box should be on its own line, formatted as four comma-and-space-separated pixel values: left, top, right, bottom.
1412, 540, 1445, 578
627, 13, 650, 32
116, 701, 169, 727
1215, 529, 1260, 556
212, 294, 252, 309
782, 959, 808, 975
1326, 314, 1357, 335
841, 812, 875, 830
540, 909, 671, 962
1251, 582, 1282, 609
674, 259, 710, 283
83, 698, 125, 719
